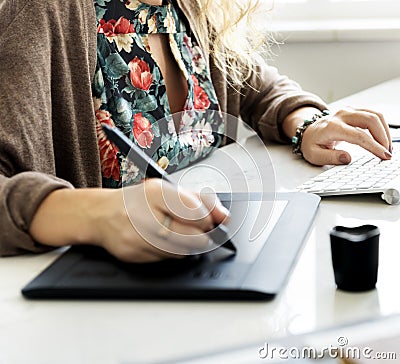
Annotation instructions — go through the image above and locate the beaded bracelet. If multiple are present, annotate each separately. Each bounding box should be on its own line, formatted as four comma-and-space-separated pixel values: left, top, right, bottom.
292, 109, 330, 157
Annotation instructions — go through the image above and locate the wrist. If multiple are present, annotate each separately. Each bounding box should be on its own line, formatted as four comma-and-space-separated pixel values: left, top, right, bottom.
29, 188, 113, 248
292, 110, 330, 157
282, 107, 326, 140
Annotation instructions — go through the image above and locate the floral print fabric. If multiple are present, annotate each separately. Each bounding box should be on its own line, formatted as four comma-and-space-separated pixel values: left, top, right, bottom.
92, 0, 224, 188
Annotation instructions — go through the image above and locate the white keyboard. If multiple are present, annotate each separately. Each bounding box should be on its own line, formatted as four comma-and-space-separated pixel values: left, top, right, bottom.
296, 144, 400, 204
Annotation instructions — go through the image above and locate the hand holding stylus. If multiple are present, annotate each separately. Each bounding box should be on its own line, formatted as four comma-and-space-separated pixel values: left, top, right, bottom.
101, 123, 236, 256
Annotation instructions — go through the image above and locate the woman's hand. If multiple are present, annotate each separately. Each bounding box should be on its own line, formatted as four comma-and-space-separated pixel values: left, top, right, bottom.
283, 107, 392, 166
29, 179, 229, 263
98, 179, 229, 262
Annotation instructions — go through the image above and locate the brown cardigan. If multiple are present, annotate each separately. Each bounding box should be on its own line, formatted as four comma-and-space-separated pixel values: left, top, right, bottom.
0, 0, 327, 256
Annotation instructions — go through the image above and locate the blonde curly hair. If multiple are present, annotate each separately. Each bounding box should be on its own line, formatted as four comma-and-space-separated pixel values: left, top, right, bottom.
195, 0, 270, 87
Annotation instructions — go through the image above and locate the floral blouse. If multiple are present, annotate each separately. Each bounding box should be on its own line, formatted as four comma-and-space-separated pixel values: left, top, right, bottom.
92, 0, 224, 188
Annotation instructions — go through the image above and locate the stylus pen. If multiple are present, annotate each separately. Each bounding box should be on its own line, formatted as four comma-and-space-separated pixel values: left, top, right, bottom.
102, 123, 236, 253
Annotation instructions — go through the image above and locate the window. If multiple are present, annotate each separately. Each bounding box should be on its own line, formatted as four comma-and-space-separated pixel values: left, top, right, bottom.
271, 0, 400, 21
264, 0, 400, 42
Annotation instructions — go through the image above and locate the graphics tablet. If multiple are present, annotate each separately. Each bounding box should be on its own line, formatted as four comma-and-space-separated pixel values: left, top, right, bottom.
22, 192, 320, 300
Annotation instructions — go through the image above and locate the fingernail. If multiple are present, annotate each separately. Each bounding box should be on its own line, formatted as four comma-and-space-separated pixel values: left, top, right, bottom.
339, 154, 350, 164
215, 204, 231, 225
216, 203, 231, 217
389, 145, 393, 154
384, 150, 392, 159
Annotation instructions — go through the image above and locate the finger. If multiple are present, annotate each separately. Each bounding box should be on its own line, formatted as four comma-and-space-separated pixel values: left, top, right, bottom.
342, 109, 390, 151
151, 213, 211, 254
326, 122, 391, 160
147, 180, 214, 231
306, 145, 352, 166
117, 229, 190, 261
356, 108, 392, 153
198, 191, 231, 226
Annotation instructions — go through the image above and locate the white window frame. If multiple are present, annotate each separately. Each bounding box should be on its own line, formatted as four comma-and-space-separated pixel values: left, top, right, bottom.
267, 0, 400, 42
271, 0, 400, 21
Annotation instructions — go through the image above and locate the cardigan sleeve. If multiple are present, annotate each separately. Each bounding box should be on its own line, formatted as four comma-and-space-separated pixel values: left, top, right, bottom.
239, 53, 328, 143
0, 174, 73, 256
0, 0, 97, 256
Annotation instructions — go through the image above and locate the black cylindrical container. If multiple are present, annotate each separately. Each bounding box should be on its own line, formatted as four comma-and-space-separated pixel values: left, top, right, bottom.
330, 225, 380, 292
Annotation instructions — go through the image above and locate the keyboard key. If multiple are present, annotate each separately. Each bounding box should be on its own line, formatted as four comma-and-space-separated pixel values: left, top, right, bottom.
357, 181, 376, 189
312, 176, 329, 182
325, 183, 347, 191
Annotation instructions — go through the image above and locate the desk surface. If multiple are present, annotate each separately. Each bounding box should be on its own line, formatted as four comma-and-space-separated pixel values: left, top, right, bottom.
1, 79, 400, 364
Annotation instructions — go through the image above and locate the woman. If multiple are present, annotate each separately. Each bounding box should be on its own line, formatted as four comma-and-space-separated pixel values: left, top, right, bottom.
0, 0, 391, 261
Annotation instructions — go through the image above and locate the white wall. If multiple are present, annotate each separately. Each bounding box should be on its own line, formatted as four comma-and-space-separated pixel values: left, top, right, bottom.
268, 40, 400, 103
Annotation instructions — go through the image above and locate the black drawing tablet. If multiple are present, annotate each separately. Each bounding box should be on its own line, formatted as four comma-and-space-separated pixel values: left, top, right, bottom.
22, 192, 320, 300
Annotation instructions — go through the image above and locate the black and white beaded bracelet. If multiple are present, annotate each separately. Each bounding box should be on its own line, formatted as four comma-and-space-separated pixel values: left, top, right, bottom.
292, 109, 330, 157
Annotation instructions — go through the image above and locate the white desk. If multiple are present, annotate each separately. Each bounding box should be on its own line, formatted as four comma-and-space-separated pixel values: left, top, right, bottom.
1, 79, 400, 364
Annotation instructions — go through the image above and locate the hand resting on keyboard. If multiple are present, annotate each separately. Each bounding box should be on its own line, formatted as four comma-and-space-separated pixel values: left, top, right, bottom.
297, 144, 400, 204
